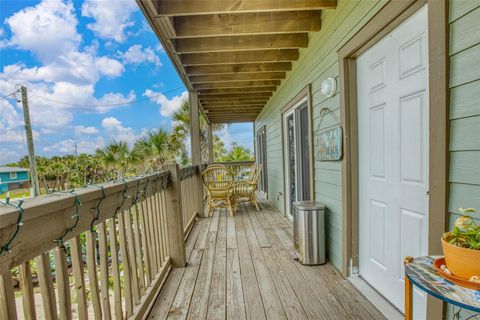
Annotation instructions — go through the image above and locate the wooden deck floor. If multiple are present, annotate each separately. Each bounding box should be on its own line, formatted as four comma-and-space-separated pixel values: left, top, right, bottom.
148, 199, 385, 320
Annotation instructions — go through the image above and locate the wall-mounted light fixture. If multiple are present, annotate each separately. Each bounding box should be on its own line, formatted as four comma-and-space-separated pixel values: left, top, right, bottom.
320, 77, 337, 98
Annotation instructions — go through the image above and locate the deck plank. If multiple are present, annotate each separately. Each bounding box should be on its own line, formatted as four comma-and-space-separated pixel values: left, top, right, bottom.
234, 210, 267, 320
252, 206, 330, 320
147, 199, 384, 320
226, 212, 237, 249
186, 231, 217, 320
226, 213, 246, 320
241, 206, 287, 319
167, 250, 203, 320
207, 209, 227, 320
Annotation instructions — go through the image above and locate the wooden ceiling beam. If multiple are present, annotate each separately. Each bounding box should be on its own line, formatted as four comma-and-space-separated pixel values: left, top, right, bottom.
202, 97, 267, 103
209, 118, 257, 123
203, 101, 265, 107
154, 1, 336, 16
174, 34, 308, 53
186, 62, 291, 75
173, 11, 321, 38
204, 111, 260, 117
201, 98, 268, 104
203, 104, 265, 109
199, 92, 272, 99
181, 49, 299, 66
198, 87, 276, 95
190, 72, 285, 83
193, 80, 280, 90
205, 109, 263, 114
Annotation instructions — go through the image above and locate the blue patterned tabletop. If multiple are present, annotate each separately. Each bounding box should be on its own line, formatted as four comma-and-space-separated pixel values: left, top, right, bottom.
405, 256, 480, 313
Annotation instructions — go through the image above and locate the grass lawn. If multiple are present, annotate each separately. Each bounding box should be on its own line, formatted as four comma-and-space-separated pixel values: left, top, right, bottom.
0, 188, 48, 200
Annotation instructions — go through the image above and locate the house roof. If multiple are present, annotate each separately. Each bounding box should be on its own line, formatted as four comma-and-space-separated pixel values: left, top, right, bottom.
0, 166, 30, 173
136, 0, 337, 123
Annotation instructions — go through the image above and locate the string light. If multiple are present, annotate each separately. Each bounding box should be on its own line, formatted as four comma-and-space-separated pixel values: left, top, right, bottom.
54, 190, 82, 250
0, 198, 25, 255
113, 179, 129, 219
87, 184, 106, 232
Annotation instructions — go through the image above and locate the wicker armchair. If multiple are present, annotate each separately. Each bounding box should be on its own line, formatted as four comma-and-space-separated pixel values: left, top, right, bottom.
202, 166, 235, 216
233, 165, 262, 211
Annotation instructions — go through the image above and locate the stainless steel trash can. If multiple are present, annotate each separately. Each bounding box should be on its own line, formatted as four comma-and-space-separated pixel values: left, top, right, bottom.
293, 201, 326, 265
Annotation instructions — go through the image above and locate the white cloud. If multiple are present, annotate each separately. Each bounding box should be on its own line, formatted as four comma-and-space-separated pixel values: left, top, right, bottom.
0, 0, 129, 125
0, 100, 25, 144
81, 0, 137, 42
0, 147, 23, 165
42, 138, 103, 154
75, 125, 99, 136
95, 56, 125, 78
101, 117, 137, 145
118, 44, 162, 67
5, 0, 81, 62
144, 89, 188, 117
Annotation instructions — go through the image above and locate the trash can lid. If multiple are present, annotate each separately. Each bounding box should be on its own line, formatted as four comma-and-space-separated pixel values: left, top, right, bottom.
293, 201, 325, 211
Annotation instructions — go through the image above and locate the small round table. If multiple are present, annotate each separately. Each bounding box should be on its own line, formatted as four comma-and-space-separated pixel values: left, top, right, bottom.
404, 256, 480, 320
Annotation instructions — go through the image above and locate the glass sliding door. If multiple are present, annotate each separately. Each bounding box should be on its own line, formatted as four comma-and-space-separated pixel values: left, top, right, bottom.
256, 126, 268, 197
283, 98, 312, 220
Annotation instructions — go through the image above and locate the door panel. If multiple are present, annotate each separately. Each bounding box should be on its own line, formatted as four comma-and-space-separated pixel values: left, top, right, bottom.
283, 99, 311, 220
357, 5, 428, 317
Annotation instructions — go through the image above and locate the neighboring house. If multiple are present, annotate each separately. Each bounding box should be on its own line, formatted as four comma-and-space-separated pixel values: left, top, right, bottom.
0, 166, 30, 194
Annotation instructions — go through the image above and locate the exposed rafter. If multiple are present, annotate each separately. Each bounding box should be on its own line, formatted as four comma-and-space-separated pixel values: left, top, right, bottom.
181, 49, 299, 66
186, 62, 292, 75
190, 72, 286, 84
193, 80, 280, 90
153, 1, 336, 16
174, 34, 308, 53
137, 0, 336, 122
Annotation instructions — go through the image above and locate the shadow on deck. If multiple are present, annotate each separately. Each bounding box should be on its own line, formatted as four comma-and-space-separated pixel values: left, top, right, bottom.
147, 199, 385, 320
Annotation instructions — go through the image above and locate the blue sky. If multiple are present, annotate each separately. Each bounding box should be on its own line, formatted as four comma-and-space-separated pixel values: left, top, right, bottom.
0, 0, 253, 164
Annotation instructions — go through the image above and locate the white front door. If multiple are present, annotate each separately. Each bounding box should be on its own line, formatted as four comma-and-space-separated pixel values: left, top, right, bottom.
283, 98, 311, 220
357, 5, 429, 317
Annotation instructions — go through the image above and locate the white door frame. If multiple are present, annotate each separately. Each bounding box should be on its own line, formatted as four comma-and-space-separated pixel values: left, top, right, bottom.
356, 5, 429, 314
283, 96, 309, 220
338, 1, 449, 319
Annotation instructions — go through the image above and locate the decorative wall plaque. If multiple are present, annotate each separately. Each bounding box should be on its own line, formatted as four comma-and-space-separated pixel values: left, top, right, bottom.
315, 108, 343, 161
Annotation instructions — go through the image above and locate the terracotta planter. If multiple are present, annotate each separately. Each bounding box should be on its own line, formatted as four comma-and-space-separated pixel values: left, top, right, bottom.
442, 233, 480, 279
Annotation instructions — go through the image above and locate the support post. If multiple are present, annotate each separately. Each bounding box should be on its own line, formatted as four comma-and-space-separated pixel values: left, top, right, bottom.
207, 123, 214, 163
164, 163, 187, 267
189, 90, 206, 217
189, 90, 201, 165
21, 86, 40, 196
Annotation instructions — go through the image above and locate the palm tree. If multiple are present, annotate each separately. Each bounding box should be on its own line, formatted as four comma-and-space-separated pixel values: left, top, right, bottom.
96, 140, 131, 179
170, 98, 225, 162
133, 128, 176, 171
218, 142, 253, 162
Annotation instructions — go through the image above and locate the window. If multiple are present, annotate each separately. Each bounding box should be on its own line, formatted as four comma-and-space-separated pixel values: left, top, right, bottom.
10, 172, 17, 179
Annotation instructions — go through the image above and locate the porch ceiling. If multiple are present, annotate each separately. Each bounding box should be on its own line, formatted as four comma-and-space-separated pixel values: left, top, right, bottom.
137, 0, 337, 123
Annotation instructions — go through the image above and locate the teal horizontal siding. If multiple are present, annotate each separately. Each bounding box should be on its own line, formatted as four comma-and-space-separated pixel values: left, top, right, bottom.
255, 0, 388, 271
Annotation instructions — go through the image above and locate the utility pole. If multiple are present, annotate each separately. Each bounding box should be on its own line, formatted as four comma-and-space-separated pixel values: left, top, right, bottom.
20, 86, 40, 197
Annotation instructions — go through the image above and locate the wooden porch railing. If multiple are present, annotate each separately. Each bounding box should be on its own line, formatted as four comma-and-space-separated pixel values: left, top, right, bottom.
0, 163, 203, 319
213, 160, 255, 178
178, 164, 203, 239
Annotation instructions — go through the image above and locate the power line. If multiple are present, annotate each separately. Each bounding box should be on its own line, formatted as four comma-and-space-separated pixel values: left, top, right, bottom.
0, 90, 19, 102
27, 85, 185, 108
32, 131, 56, 147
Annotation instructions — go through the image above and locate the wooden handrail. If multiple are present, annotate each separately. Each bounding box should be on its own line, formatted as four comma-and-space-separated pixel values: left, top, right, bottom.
0, 171, 170, 272
0, 163, 205, 319
213, 160, 255, 166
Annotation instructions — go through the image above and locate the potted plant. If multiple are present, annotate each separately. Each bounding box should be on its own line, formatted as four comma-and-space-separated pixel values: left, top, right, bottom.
442, 208, 480, 281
